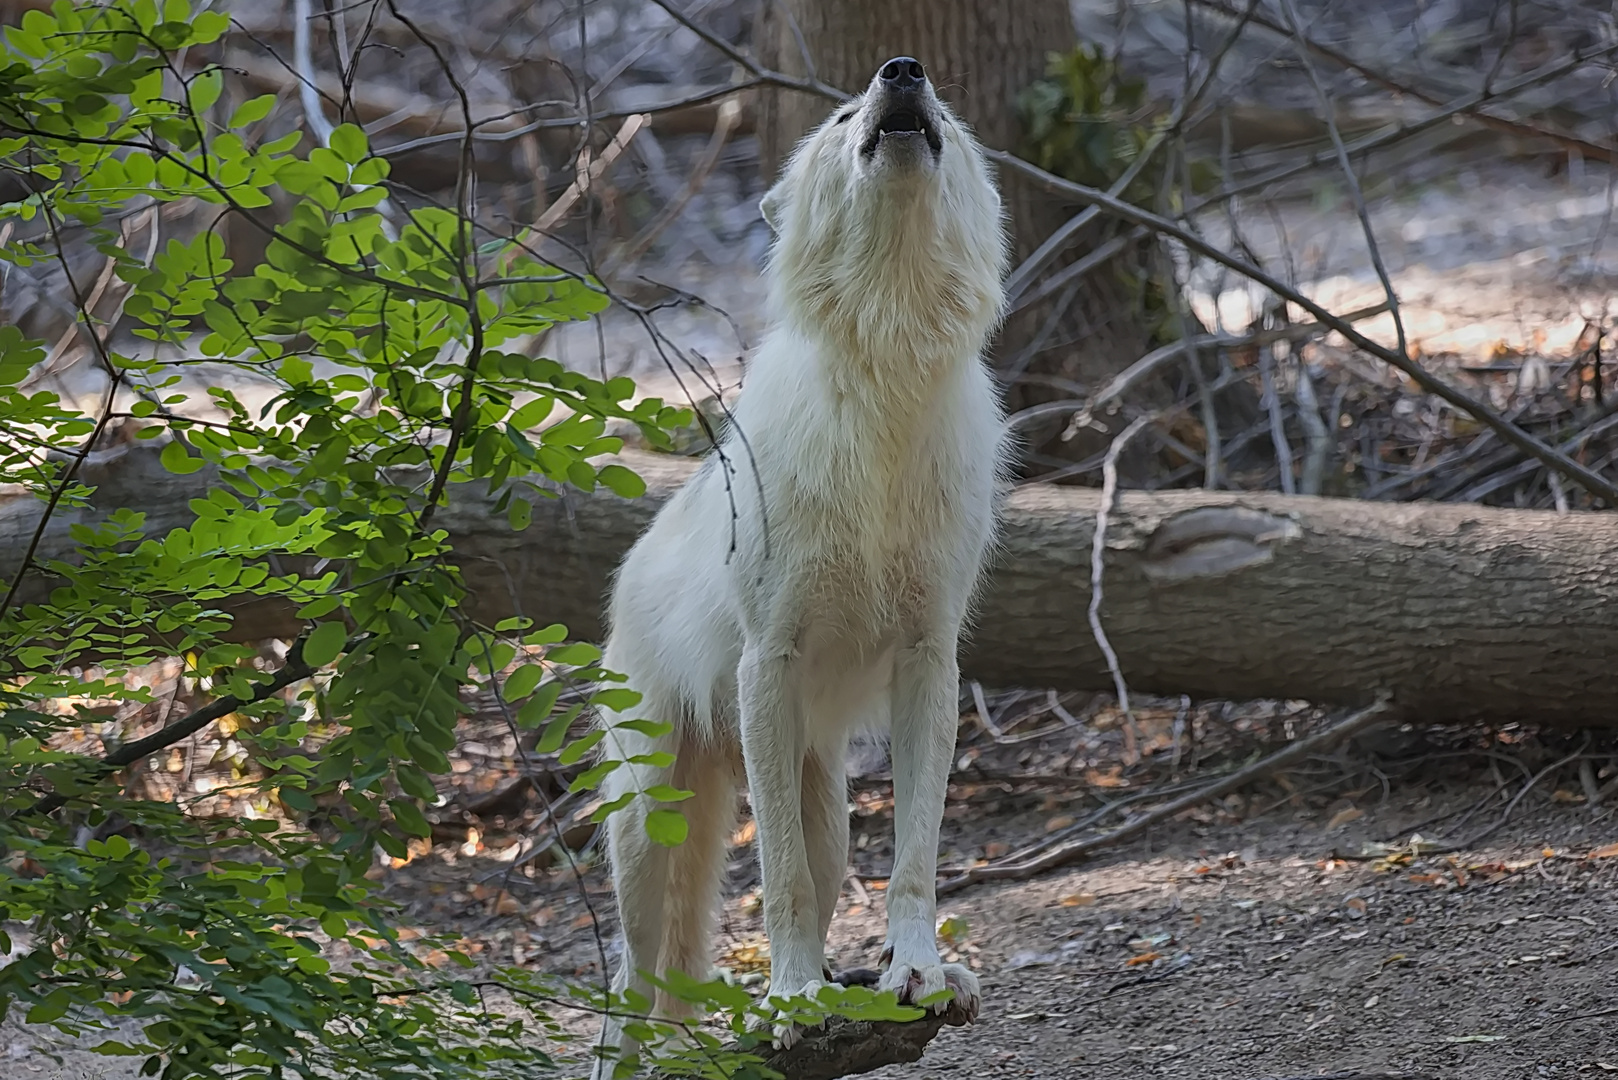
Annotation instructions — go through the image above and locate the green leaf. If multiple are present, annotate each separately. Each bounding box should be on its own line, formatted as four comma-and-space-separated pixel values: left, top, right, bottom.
534, 709, 573, 754
388, 799, 431, 838
598, 464, 646, 498
645, 809, 689, 847
502, 663, 544, 702
91, 1042, 154, 1057
516, 681, 564, 728
643, 784, 695, 803
568, 759, 621, 793
189, 68, 223, 113
612, 718, 673, 738
396, 764, 439, 802
159, 439, 203, 475
25, 989, 70, 1024
229, 94, 278, 129
509, 396, 554, 429
555, 728, 603, 766
590, 688, 642, 712
522, 623, 568, 646
547, 642, 601, 666
191, 9, 230, 43
301, 621, 347, 668
328, 123, 368, 165
589, 792, 635, 822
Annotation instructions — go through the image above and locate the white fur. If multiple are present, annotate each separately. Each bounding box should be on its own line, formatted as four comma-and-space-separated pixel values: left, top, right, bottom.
590, 62, 1009, 1076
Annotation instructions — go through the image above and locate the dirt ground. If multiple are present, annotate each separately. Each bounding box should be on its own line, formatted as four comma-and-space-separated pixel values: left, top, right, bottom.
351, 716, 1618, 1079
8, 706, 1618, 1080
394, 711, 1618, 1080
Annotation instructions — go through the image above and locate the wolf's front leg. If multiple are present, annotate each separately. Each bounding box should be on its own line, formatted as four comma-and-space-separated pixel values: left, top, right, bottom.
737, 644, 830, 1046
880, 633, 980, 1020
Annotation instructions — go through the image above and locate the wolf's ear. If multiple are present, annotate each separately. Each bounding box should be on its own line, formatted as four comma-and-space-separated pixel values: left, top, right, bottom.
759, 182, 787, 236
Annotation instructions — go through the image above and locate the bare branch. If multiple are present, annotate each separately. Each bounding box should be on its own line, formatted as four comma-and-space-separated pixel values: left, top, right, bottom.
1190, 0, 1618, 165
987, 149, 1618, 503
19, 645, 318, 819
1075, 302, 1391, 429
1275, 0, 1410, 359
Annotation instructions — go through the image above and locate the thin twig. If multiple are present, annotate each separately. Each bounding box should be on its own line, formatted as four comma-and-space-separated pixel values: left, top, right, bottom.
1090, 415, 1150, 764
1276, 0, 1409, 361
641, 0, 847, 104
1551, 1006, 1618, 1026
0, 203, 132, 629
1249, 1072, 1437, 1080
1002, 0, 1262, 307
527, 112, 649, 239
1258, 344, 1296, 495
1593, 767, 1618, 808
291, 0, 336, 145
605, 97, 741, 274
1578, 760, 1601, 806
1451, 411, 1618, 503
1293, 361, 1331, 496
1432, 737, 1593, 854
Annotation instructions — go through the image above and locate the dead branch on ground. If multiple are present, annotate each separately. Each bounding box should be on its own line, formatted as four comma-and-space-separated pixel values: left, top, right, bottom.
653, 1008, 965, 1080
935, 694, 1393, 895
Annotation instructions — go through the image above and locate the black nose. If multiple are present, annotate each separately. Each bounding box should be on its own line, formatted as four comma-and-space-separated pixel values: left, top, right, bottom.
879, 56, 926, 89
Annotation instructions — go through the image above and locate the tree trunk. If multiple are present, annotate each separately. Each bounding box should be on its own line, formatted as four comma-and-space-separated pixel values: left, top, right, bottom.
6, 446, 1617, 728
754, 0, 1190, 479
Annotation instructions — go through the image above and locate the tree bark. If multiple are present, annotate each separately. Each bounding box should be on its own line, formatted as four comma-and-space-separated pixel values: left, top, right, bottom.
5, 446, 1617, 728
754, 0, 1190, 477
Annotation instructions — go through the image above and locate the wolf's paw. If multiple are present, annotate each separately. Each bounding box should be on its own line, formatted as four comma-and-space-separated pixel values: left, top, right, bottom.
878, 954, 980, 1024
751, 977, 831, 1050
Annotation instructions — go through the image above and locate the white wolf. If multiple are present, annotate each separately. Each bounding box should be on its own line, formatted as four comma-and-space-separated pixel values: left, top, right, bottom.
589, 55, 1009, 1075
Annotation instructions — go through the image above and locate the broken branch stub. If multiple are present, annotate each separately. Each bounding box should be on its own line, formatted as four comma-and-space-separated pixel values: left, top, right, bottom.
1139, 505, 1302, 582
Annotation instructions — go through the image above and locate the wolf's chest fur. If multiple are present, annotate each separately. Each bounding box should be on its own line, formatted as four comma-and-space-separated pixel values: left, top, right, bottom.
733, 352, 998, 641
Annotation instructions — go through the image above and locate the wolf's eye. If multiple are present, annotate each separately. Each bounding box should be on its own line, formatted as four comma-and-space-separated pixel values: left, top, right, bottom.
835, 110, 854, 124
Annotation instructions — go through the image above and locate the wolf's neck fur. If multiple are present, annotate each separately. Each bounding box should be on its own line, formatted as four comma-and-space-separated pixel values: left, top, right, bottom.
765, 177, 1002, 403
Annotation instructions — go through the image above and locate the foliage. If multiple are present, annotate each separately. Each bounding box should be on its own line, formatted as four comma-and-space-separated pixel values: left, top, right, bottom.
0, 2, 918, 1076
1018, 45, 1219, 343
1019, 45, 1218, 209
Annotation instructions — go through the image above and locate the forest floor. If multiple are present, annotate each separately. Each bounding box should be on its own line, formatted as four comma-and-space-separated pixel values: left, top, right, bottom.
14, 705, 1615, 1080
414, 713, 1618, 1080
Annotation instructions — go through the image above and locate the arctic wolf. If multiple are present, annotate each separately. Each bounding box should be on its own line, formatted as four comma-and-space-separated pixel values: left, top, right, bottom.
591, 54, 1009, 1074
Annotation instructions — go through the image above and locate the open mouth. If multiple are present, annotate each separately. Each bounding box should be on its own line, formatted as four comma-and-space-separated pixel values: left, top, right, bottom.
879, 109, 924, 135
862, 108, 943, 157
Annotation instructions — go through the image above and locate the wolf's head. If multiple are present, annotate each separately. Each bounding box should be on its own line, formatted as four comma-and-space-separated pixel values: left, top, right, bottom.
760, 57, 1007, 365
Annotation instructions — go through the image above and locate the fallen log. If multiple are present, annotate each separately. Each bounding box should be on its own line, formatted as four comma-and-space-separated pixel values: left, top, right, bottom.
4, 445, 1617, 727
